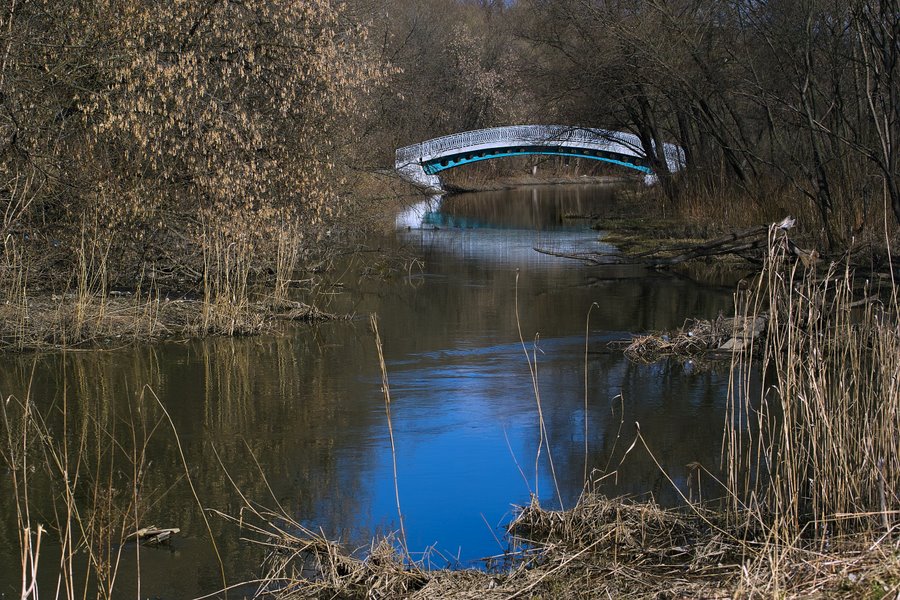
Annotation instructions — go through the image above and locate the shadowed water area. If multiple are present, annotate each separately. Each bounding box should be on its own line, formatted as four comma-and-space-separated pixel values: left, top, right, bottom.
0, 185, 752, 598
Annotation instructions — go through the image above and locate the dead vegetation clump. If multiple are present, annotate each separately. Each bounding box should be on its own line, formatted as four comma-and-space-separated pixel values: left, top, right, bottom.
507, 494, 900, 599
500, 494, 738, 599
243, 489, 899, 599
624, 315, 767, 363
215, 502, 429, 600
262, 531, 429, 600
237, 492, 733, 599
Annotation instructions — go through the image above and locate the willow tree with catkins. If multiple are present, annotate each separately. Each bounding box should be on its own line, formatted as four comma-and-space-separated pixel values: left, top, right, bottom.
1, 0, 388, 311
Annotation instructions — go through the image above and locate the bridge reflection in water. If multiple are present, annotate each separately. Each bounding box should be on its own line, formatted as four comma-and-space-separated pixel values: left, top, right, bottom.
395, 186, 622, 266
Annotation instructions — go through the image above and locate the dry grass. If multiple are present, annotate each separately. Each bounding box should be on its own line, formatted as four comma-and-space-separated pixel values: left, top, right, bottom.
0, 294, 335, 351
725, 226, 900, 537
665, 174, 899, 254
0, 184, 352, 351
624, 315, 767, 363
0, 293, 163, 350
236, 487, 898, 599
501, 494, 738, 599
218, 504, 429, 599
0, 225, 339, 349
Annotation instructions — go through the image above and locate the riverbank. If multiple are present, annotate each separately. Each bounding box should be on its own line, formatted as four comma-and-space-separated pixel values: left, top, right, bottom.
442, 174, 634, 194
250, 492, 898, 599
0, 293, 337, 351
0, 171, 418, 353
0, 238, 350, 351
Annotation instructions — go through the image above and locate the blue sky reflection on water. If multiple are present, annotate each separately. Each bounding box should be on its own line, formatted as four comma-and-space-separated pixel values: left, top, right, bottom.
356, 328, 736, 565
350, 187, 744, 565
365, 335, 600, 564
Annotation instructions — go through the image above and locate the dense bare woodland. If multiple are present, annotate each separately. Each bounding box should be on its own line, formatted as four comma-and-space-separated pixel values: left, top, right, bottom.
365, 0, 900, 245
1, 0, 897, 299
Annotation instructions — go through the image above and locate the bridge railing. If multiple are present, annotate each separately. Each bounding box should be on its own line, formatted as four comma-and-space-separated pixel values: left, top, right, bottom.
395, 125, 645, 164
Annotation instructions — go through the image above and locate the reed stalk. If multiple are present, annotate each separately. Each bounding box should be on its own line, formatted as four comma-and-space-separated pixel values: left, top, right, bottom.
725, 225, 899, 542
274, 218, 302, 305
200, 218, 256, 336
1, 235, 28, 350
371, 314, 408, 556
72, 214, 112, 344
514, 270, 563, 509
583, 302, 598, 486
1, 381, 167, 599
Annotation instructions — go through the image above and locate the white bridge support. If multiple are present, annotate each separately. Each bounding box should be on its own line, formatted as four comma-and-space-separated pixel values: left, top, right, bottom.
395, 125, 685, 191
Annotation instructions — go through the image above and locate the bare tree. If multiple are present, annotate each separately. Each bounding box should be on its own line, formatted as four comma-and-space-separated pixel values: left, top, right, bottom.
852, 0, 900, 225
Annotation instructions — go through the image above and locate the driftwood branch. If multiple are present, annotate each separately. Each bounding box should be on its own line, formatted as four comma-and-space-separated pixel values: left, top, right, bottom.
644, 225, 769, 266
531, 247, 611, 265
128, 526, 180, 545
534, 217, 817, 269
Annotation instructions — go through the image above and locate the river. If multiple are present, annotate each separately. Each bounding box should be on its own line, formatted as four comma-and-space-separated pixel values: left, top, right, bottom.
0, 184, 744, 598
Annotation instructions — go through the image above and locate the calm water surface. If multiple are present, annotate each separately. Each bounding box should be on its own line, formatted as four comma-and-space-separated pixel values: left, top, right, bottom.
0, 185, 745, 597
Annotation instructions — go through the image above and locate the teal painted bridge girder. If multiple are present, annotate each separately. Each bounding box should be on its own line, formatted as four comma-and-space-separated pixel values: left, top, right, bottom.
422, 148, 652, 175
395, 125, 684, 191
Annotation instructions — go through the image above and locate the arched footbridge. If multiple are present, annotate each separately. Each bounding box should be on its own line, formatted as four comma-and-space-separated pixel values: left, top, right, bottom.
395, 125, 685, 191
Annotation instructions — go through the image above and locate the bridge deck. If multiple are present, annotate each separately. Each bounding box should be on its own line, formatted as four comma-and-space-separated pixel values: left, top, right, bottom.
395, 125, 684, 190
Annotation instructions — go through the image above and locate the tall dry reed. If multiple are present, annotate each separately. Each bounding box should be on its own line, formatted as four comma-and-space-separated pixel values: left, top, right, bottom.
274, 218, 303, 305
70, 213, 113, 343
725, 225, 899, 542
200, 216, 258, 336
371, 313, 408, 555
1, 235, 28, 350
1, 383, 159, 599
